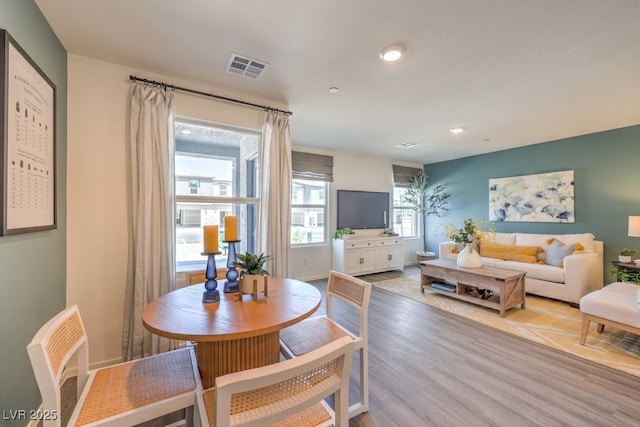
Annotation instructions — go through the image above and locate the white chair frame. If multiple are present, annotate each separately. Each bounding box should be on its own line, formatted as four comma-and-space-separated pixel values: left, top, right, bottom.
197, 336, 354, 427
279, 270, 372, 418
27, 305, 201, 427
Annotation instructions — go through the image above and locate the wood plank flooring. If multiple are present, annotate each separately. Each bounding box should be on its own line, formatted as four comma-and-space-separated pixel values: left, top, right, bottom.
322, 266, 640, 426
51, 266, 640, 426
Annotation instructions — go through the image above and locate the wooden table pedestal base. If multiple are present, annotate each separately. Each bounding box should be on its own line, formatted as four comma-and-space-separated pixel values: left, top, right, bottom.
196, 331, 281, 389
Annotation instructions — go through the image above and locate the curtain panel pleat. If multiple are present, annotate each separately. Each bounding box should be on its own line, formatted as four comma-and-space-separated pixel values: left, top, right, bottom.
123, 83, 176, 360
257, 111, 292, 278
292, 151, 334, 182
392, 165, 422, 188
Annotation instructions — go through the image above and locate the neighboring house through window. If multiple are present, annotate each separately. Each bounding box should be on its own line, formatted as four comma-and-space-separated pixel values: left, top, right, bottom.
175, 119, 260, 270
290, 151, 333, 246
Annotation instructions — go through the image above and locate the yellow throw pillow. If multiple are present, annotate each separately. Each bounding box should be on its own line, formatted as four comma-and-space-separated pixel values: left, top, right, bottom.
479, 241, 541, 263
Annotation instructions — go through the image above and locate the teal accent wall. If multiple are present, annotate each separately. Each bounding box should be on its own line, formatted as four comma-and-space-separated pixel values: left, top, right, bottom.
0, 1, 67, 419
424, 125, 640, 283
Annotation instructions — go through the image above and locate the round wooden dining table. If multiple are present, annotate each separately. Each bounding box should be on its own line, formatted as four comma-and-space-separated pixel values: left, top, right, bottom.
142, 277, 321, 389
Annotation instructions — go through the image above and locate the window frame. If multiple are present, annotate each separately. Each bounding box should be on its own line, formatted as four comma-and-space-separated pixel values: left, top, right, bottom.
392, 185, 419, 239
290, 178, 329, 247
174, 118, 261, 269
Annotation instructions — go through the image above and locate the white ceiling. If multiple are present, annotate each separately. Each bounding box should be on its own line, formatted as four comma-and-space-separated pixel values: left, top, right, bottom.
35, 0, 640, 163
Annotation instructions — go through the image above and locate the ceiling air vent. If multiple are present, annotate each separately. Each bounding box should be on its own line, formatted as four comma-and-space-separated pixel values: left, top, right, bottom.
395, 142, 418, 149
226, 53, 269, 79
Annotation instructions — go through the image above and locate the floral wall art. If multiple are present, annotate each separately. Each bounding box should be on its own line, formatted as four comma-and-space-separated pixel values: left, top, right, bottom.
489, 170, 575, 222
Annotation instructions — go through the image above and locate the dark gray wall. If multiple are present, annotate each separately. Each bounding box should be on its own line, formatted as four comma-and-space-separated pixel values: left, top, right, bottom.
0, 1, 67, 419
424, 124, 640, 283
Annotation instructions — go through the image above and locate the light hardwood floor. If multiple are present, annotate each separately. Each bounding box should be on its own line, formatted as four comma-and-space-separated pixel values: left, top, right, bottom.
52, 266, 640, 426
323, 266, 640, 426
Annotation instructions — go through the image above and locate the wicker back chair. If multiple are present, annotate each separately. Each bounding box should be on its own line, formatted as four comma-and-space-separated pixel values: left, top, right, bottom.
279, 270, 372, 418
27, 305, 200, 426
198, 336, 354, 427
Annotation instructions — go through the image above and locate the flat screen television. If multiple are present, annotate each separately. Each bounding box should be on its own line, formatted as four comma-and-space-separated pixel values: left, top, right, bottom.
337, 190, 389, 230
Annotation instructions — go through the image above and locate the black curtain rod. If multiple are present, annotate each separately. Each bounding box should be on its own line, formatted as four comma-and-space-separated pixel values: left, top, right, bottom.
129, 75, 292, 116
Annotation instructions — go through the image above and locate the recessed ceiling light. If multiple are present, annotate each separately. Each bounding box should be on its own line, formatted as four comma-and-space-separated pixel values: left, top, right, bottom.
379, 44, 405, 62
450, 127, 465, 134
181, 129, 192, 135
328, 87, 339, 93
395, 142, 417, 149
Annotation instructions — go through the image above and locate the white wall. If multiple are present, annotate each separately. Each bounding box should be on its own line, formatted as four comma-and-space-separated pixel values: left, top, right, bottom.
289, 147, 423, 280
67, 54, 286, 366
67, 54, 422, 367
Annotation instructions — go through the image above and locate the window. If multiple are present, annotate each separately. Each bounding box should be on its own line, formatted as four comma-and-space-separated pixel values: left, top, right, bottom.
291, 179, 327, 245
392, 164, 420, 238
188, 179, 200, 195
290, 151, 333, 246
392, 186, 418, 238
175, 119, 260, 269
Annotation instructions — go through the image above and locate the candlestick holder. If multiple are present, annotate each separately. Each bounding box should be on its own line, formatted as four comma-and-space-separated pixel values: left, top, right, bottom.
201, 251, 222, 303
223, 240, 240, 293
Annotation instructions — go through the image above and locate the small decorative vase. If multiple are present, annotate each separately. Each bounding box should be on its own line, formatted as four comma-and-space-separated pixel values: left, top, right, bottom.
619, 255, 632, 263
457, 243, 482, 268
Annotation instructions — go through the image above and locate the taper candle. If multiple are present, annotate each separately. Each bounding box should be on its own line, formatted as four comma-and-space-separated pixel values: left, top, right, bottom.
203, 225, 219, 253
224, 215, 238, 241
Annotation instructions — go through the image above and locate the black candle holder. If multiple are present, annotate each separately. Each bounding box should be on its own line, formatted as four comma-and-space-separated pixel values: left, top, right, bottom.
223, 240, 240, 293
202, 251, 222, 303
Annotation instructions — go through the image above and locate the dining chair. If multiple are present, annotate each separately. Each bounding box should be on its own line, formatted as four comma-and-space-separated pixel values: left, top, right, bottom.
27, 305, 201, 427
279, 270, 372, 418
197, 336, 354, 427
187, 270, 207, 285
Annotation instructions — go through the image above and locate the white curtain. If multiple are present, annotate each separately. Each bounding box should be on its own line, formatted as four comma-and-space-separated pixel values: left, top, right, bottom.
257, 111, 292, 278
123, 83, 176, 360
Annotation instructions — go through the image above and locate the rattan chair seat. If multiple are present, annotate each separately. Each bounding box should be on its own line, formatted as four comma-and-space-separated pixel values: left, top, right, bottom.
279, 316, 353, 357
28, 305, 200, 427
75, 348, 196, 425
198, 336, 354, 427
279, 271, 372, 419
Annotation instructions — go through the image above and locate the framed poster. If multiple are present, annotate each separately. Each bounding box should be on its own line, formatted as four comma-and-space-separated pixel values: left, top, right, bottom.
489, 170, 575, 223
0, 30, 56, 235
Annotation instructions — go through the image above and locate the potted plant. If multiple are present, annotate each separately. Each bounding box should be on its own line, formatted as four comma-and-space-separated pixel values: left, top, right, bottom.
439, 218, 495, 268
383, 227, 398, 236
334, 227, 354, 239
619, 248, 636, 263
402, 171, 451, 257
233, 252, 272, 299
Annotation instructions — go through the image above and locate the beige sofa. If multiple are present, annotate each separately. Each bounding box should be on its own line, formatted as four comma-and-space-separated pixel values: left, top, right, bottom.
439, 232, 604, 305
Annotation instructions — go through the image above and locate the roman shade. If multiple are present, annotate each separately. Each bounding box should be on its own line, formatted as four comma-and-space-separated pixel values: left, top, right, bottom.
292, 151, 333, 182
392, 165, 422, 188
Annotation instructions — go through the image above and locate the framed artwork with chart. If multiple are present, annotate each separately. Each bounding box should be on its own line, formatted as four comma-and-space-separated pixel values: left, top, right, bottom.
0, 29, 56, 235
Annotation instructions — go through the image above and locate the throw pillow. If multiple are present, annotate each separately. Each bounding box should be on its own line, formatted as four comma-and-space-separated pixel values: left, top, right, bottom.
545, 238, 576, 267
479, 241, 541, 263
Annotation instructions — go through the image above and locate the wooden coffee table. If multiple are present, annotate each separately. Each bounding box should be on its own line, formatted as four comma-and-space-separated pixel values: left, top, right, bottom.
420, 259, 526, 317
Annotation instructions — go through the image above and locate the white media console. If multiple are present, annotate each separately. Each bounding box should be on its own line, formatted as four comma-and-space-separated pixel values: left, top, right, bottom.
331, 236, 404, 276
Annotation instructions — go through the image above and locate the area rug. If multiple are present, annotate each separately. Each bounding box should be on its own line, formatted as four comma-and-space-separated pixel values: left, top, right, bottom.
372, 274, 640, 378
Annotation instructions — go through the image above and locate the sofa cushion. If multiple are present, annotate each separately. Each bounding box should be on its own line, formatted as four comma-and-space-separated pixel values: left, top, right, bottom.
493, 232, 516, 245
495, 260, 565, 283
515, 233, 555, 250
545, 238, 576, 267
559, 233, 595, 253
479, 257, 501, 267
479, 241, 541, 263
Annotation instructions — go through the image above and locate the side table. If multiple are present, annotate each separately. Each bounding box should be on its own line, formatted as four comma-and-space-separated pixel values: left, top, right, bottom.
610, 261, 640, 283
